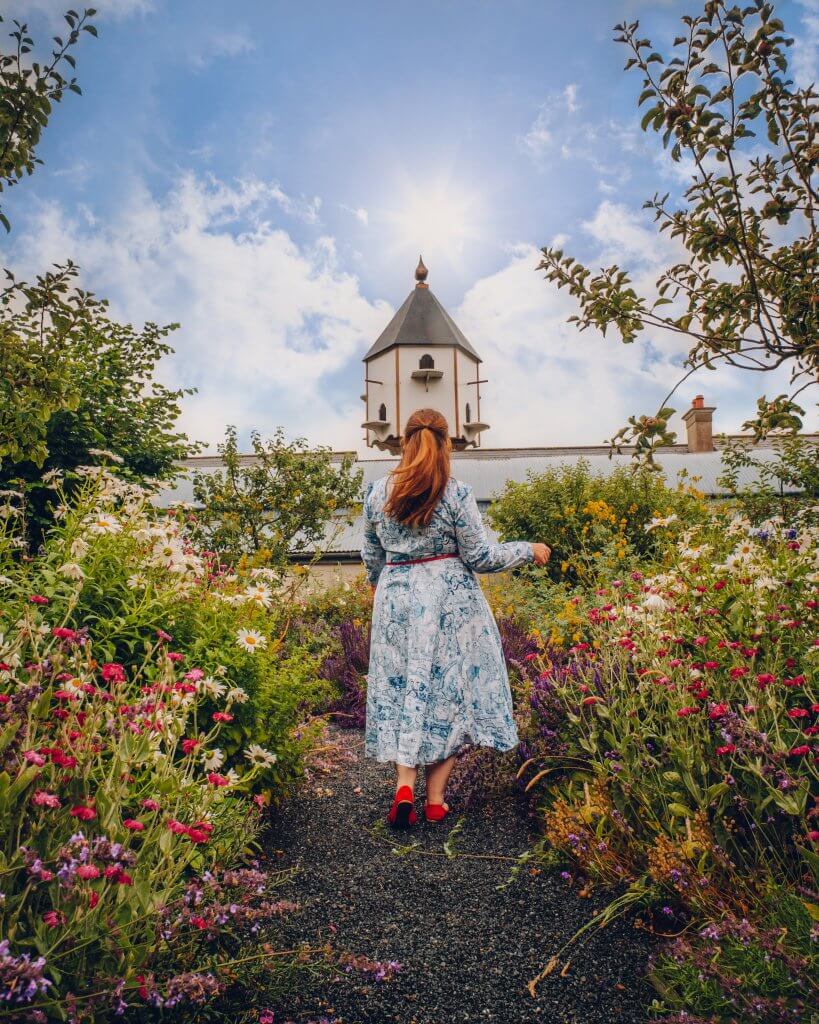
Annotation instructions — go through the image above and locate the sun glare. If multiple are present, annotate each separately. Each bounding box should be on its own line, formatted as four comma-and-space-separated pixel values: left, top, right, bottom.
381, 171, 487, 274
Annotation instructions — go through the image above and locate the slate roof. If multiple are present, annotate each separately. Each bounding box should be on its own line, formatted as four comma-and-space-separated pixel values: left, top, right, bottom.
363, 284, 481, 362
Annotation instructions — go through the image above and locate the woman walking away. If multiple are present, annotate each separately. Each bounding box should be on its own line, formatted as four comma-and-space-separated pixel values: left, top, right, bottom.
361, 408, 551, 827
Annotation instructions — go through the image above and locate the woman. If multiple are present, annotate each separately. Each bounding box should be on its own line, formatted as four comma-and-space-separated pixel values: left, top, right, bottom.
361, 408, 551, 827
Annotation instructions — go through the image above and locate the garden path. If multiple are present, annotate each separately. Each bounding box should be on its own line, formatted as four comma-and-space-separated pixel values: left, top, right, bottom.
266, 728, 654, 1024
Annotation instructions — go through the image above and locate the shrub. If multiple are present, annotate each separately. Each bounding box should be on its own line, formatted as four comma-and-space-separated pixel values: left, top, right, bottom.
487, 459, 707, 585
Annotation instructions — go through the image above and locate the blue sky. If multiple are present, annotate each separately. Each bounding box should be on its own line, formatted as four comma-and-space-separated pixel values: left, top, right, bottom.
2, 0, 817, 452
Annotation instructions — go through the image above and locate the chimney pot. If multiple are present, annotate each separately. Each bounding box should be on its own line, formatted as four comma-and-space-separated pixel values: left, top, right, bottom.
682, 397, 716, 452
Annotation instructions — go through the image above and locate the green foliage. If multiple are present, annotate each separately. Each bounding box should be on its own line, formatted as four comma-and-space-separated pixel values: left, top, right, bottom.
717, 432, 819, 522
0, 262, 196, 541
539, 0, 818, 461
487, 458, 707, 585
190, 425, 362, 570
0, 8, 96, 231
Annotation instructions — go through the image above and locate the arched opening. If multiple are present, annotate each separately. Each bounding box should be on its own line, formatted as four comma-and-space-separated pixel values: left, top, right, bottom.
378, 402, 387, 422
465, 402, 471, 424
419, 353, 435, 369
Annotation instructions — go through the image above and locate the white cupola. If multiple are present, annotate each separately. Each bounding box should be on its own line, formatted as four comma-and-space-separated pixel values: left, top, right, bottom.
361, 257, 489, 452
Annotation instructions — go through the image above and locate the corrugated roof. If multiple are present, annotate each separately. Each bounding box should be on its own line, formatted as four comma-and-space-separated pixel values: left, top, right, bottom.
363, 285, 481, 362
155, 444, 808, 557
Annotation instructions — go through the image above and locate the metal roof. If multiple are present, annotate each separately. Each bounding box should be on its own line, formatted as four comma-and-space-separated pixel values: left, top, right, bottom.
155, 444, 809, 557
363, 284, 481, 362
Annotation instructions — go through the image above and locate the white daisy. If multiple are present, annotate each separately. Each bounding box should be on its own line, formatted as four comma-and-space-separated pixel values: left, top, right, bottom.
644, 514, 678, 533
59, 562, 85, 581
85, 513, 121, 535
226, 686, 249, 704
88, 448, 124, 464
642, 593, 668, 614
236, 628, 267, 653
70, 537, 89, 559
201, 676, 227, 699
245, 583, 273, 608
244, 743, 278, 767
201, 747, 225, 771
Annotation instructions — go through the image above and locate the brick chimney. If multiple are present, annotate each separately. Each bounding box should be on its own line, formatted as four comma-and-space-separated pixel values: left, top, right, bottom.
682, 395, 716, 453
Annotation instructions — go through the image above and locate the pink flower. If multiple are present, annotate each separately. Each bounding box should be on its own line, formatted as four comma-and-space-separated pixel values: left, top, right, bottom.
123, 818, 145, 831
181, 738, 200, 755
156, 629, 173, 642
186, 827, 210, 844
167, 819, 189, 835
24, 750, 47, 766
76, 864, 100, 880
166, 652, 184, 663
70, 805, 96, 821
211, 712, 233, 723
693, 636, 709, 647
207, 772, 230, 787
184, 668, 205, 681
808, 831, 819, 843
52, 626, 78, 640
43, 910, 65, 928
32, 790, 61, 809
141, 798, 160, 812
259, 1012, 275, 1024
29, 595, 49, 605
716, 744, 736, 756
101, 662, 126, 684
38, 869, 55, 882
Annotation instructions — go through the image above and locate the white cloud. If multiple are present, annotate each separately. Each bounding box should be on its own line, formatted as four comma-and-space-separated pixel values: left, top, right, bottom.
340, 204, 369, 226
793, 0, 819, 87
3, 0, 152, 20
519, 84, 581, 159
1, 173, 389, 451
189, 30, 256, 70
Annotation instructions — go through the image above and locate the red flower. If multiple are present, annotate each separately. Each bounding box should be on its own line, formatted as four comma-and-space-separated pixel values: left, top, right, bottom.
101, 662, 126, 683
42, 910, 65, 928
784, 675, 806, 688
167, 652, 184, 663
716, 744, 736, 756
581, 696, 599, 707
70, 805, 96, 821
787, 708, 809, 720
789, 745, 811, 757
181, 738, 200, 755
212, 712, 233, 723
713, 580, 726, 590
123, 818, 145, 831
190, 915, 209, 930
52, 627, 78, 640
676, 706, 699, 717
709, 703, 728, 720
808, 831, 819, 843
756, 673, 776, 689
693, 636, 709, 647
76, 864, 100, 880
207, 772, 230, 787
186, 827, 210, 844
29, 595, 49, 605
729, 667, 748, 679
156, 629, 173, 642
88, 891, 99, 908
141, 798, 160, 812
167, 819, 189, 834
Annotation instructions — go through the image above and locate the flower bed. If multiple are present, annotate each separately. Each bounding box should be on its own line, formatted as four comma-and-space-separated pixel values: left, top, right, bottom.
509, 505, 818, 1020
0, 469, 335, 1019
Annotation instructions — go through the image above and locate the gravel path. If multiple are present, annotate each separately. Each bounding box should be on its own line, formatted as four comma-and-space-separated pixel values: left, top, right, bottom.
266, 729, 654, 1024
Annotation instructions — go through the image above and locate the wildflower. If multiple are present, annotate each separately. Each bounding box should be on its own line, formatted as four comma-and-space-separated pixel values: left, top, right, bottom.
201, 748, 224, 771
245, 583, 273, 608
709, 704, 728, 720
787, 708, 809, 719
156, 629, 173, 642
167, 652, 184, 663
101, 663, 126, 684
200, 677, 226, 699
42, 911, 65, 928
86, 513, 121, 535
181, 738, 200, 755
226, 686, 249, 704
244, 744, 278, 768
236, 628, 267, 653
716, 744, 736, 756
756, 673, 776, 689
29, 595, 49, 606
123, 819, 145, 831
676, 707, 699, 717
212, 711, 233, 723
70, 806, 96, 821
789, 745, 811, 757
58, 562, 85, 581
32, 791, 60, 809
141, 798, 161, 812
581, 695, 599, 707
207, 773, 231, 787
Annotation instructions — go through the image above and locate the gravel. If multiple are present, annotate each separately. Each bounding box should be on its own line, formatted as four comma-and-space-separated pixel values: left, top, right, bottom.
265, 729, 655, 1024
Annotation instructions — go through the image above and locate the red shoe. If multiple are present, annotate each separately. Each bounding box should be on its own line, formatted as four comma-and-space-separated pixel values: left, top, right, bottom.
424, 802, 450, 823
387, 785, 417, 828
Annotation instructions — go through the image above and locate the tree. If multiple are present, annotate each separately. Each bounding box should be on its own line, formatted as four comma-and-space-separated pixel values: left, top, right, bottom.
0, 8, 97, 231
189, 426, 363, 569
0, 262, 196, 541
539, 0, 818, 462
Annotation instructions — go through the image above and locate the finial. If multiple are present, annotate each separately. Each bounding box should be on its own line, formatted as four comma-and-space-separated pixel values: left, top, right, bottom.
415, 255, 428, 287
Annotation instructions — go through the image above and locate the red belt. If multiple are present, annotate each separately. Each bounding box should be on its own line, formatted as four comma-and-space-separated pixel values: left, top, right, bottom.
387, 553, 459, 567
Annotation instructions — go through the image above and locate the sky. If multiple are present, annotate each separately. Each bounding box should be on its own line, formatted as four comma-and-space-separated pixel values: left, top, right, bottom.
1, 0, 817, 455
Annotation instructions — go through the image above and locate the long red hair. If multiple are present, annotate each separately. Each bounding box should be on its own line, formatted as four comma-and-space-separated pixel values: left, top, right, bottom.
384, 408, 451, 528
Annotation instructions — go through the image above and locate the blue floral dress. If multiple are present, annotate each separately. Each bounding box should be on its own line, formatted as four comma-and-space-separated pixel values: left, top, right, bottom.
361, 476, 534, 766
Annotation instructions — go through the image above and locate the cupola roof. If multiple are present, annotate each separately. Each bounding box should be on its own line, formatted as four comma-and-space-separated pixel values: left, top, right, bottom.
363, 257, 481, 362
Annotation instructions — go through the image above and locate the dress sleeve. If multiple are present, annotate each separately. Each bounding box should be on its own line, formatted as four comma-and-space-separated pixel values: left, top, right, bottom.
361, 482, 387, 585
452, 483, 534, 574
